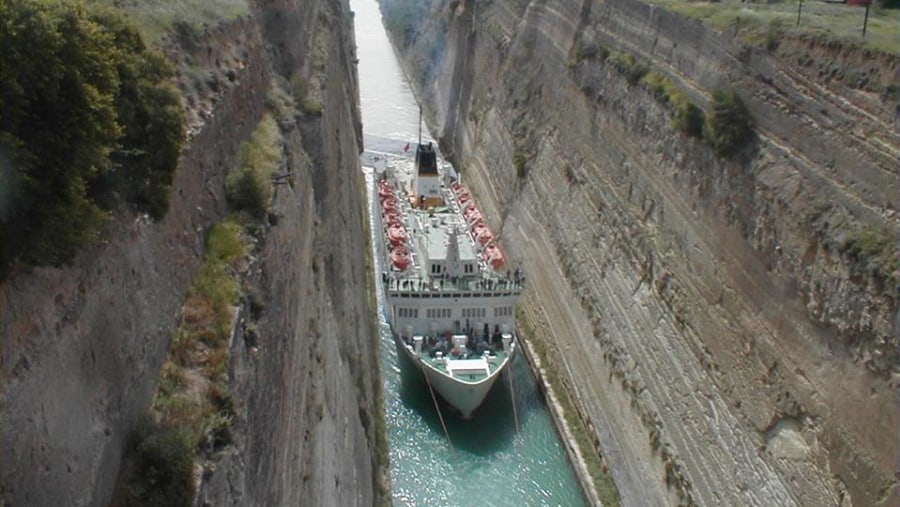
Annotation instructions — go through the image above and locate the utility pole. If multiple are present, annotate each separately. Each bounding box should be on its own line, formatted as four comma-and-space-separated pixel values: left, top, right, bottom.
797, 0, 803, 26
862, 0, 871, 37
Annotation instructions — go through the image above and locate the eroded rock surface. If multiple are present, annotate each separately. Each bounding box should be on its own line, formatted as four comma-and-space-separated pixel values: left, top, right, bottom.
0, 1, 380, 505
390, 0, 900, 504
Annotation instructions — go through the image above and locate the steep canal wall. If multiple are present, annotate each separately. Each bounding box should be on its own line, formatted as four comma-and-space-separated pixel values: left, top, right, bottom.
0, 1, 383, 505
383, 0, 900, 504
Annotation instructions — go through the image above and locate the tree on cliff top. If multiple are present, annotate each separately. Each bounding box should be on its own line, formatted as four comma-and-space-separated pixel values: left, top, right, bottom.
0, 0, 184, 275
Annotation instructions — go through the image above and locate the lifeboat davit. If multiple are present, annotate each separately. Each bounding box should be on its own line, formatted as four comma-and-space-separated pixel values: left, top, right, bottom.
388, 225, 407, 246
391, 246, 411, 271
484, 244, 505, 271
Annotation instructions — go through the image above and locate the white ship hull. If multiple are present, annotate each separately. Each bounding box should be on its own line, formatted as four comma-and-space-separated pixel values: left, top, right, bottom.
395, 335, 515, 418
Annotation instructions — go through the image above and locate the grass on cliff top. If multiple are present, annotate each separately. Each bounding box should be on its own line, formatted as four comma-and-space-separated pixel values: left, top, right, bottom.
650, 0, 900, 55
88, 0, 249, 42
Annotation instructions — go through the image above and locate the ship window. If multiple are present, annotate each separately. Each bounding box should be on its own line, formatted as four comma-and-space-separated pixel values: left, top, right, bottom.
464, 263, 473, 274
431, 263, 441, 274
493, 306, 512, 317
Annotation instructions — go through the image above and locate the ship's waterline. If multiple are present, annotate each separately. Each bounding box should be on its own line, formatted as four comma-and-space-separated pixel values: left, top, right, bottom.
353, 0, 587, 504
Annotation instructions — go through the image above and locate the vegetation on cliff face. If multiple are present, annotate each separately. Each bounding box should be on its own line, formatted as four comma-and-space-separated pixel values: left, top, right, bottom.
112, 217, 247, 506
93, 0, 249, 43
571, 40, 754, 154
705, 90, 754, 157
642, 72, 705, 139
0, 0, 184, 276
112, 106, 289, 503
226, 113, 283, 217
841, 225, 900, 285
649, 0, 900, 117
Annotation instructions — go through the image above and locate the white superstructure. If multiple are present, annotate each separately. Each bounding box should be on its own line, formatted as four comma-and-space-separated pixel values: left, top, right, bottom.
373, 143, 525, 418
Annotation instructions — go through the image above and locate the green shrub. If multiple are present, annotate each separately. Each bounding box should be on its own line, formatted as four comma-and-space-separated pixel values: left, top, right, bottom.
206, 220, 246, 265
673, 98, 705, 138
117, 425, 195, 507
641, 72, 705, 138
841, 225, 899, 283
570, 39, 610, 66
766, 19, 784, 52
226, 114, 281, 216
0, 1, 184, 274
641, 71, 670, 98
514, 150, 528, 179
705, 90, 754, 157
201, 411, 234, 449
609, 51, 649, 85
291, 75, 323, 116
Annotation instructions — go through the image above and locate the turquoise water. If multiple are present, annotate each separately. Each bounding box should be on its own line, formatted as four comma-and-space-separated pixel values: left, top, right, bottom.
353, 0, 587, 504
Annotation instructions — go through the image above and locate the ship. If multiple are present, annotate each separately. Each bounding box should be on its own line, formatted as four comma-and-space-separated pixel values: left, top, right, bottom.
373, 141, 525, 419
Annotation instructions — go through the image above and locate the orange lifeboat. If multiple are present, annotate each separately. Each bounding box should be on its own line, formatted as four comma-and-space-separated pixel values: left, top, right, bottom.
464, 206, 481, 222
484, 244, 505, 271
382, 195, 398, 212
474, 225, 493, 245
386, 213, 404, 228
378, 182, 393, 200
391, 246, 411, 271
388, 225, 407, 246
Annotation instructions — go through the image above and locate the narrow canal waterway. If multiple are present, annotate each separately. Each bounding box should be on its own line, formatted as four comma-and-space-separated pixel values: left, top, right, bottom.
352, 0, 587, 505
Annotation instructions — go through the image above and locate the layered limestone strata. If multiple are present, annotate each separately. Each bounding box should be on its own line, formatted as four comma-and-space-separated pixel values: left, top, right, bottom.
0, 0, 380, 505
390, 0, 900, 504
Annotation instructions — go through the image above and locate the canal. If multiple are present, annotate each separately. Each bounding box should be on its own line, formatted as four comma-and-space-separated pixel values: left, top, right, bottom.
352, 0, 588, 505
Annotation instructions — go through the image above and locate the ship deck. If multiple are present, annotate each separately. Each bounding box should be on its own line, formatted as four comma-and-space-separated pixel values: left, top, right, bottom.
385, 274, 524, 296
401, 338, 513, 382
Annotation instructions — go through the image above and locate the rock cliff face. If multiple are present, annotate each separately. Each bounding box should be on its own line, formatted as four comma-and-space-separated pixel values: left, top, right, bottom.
390, 0, 900, 504
0, 1, 380, 505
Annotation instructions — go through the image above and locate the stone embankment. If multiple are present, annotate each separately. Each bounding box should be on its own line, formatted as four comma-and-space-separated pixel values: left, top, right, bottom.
391, 0, 899, 504
0, 0, 382, 505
